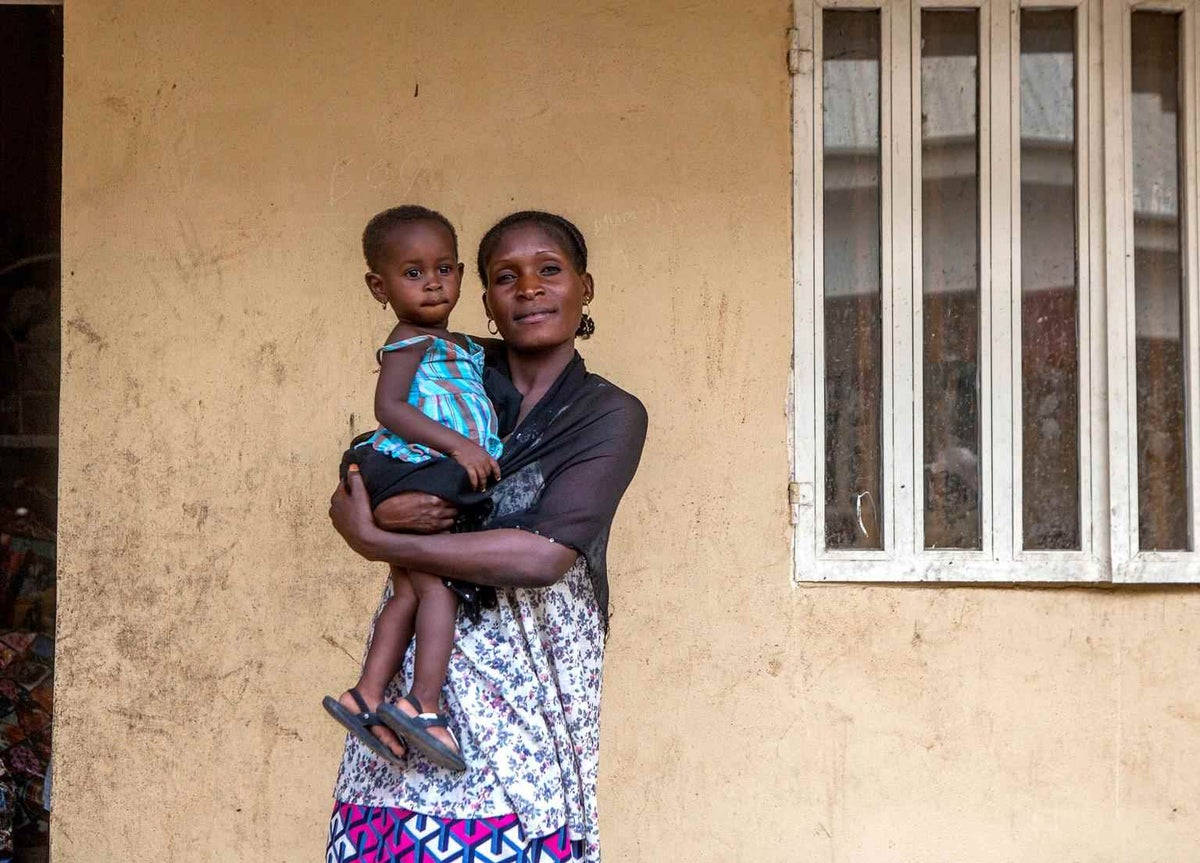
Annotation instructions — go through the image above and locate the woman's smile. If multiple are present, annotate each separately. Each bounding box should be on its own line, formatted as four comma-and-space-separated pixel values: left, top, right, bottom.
513, 307, 556, 324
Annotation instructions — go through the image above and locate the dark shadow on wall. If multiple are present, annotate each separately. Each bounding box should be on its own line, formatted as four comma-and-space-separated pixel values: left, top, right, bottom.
0, 5, 62, 861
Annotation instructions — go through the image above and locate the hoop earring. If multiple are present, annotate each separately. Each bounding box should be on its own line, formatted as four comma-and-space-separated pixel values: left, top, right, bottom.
576, 303, 595, 340
487, 318, 499, 335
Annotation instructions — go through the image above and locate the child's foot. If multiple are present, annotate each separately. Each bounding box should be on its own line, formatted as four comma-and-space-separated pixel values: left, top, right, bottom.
377, 692, 466, 771
392, 693, 459, 754
338, 689, 407, 759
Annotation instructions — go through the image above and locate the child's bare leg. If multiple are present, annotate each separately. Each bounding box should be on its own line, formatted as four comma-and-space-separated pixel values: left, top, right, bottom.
357, 568, 418, 696
338, 565, 415, 758
394, 570, 460, 752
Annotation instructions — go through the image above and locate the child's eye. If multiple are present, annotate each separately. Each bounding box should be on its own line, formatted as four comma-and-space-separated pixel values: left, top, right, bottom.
405, 268, 421, 279
437, 264, 453, 275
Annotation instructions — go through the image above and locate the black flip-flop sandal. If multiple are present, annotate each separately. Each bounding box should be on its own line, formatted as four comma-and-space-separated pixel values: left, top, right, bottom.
378, 693, 467, 771
323, 688, 406, 767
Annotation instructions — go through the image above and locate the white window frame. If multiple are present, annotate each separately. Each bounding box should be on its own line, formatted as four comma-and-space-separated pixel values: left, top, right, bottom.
1107, 0, 1200, 582
792, 0, 1200, 582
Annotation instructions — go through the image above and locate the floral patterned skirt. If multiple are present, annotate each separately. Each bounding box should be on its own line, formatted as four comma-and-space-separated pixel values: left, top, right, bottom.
326, 802, 584, 863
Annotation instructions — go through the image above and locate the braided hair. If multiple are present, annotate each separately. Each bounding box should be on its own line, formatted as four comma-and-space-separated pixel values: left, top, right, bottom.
475, 210, 588, 287
362, 205, 458, 272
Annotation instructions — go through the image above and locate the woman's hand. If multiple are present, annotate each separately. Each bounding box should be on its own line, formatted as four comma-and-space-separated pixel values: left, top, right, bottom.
372, 491, 458, 533
329, 468, 386, 559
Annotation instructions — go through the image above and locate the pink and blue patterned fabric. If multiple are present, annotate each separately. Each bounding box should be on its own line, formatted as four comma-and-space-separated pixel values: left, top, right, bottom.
361, 334, 503, 463
327, 802, 582, 863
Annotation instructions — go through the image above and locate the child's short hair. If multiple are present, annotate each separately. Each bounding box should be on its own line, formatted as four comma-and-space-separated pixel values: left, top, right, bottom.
476, 211, 588, 287
362, 205, 459, 272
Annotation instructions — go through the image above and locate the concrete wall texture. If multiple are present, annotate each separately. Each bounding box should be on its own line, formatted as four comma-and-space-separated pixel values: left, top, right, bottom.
50, 0, 1200, 860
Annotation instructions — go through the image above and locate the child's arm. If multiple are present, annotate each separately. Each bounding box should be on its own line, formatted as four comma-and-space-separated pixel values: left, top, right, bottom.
376, 339, 501, 491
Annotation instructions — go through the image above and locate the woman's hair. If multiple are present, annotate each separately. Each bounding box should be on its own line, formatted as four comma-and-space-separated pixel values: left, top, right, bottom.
476, 210, 588, 286
362, 205, 458, 272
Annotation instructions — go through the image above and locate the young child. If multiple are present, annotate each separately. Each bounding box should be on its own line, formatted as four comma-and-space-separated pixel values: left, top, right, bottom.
323, 205, 502, 772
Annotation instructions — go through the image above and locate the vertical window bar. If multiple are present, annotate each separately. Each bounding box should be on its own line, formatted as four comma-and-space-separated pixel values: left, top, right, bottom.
921, 10, 982, 550
1131, 11, 1190, 551
822, 10, 884, 550
1020, 9, 1081, 550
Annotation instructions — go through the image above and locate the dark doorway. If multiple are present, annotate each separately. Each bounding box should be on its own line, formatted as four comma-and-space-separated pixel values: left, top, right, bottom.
0, 4, 62, 861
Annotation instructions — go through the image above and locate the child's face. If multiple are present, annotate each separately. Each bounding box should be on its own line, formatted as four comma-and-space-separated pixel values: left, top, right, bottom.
366, 220, 464, 327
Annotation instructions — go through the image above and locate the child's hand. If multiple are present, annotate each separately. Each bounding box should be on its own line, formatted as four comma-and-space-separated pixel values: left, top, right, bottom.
449, 443, 501, 492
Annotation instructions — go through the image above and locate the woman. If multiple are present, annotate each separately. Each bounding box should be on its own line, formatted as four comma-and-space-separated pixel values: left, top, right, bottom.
327, 211, 647, 863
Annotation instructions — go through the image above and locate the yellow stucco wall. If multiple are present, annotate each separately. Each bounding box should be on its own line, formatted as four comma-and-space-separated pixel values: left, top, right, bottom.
51, 0, 1200, 860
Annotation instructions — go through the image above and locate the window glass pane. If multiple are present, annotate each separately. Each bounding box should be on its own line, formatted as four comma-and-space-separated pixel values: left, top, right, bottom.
1020, 10, 1080, 550
1131, 12, 1190, 551
921, 10, 982, 550
823, 10, 884, 549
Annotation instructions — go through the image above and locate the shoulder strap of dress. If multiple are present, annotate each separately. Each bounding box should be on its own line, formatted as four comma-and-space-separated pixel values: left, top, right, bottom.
376, 334, 434, 364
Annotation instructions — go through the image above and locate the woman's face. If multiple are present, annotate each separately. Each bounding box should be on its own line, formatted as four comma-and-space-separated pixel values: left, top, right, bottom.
483, 224, 594, 353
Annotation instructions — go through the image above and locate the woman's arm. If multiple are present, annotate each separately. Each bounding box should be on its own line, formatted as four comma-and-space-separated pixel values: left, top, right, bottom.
331, 468, 579, 588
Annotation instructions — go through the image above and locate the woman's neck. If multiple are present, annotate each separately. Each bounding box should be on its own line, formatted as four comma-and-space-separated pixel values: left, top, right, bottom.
506, 341, 576, 408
